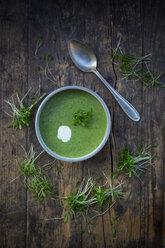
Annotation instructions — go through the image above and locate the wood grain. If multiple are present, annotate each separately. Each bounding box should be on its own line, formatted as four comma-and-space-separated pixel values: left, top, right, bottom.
0, 0, 164, 247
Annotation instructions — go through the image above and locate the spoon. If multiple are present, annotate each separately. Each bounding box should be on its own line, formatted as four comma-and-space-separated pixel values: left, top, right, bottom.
68, 40, 140, 122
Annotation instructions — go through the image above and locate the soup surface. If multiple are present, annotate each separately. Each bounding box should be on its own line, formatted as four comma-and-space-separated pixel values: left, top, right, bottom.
39, 89, 108, 158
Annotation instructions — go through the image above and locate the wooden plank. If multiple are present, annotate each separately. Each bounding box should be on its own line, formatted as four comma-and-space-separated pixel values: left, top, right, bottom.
0, 0, 28, 247
107, 0, 145, 247
141, 1, 165, 247
25, 1, 87, 247
107, 0, 165, 247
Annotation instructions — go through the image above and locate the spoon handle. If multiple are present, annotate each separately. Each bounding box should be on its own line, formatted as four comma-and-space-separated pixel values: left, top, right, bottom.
93, 69, 140, 122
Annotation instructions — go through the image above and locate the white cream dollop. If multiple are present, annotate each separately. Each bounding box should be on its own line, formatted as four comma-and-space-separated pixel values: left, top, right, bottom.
57, 126, 71, 142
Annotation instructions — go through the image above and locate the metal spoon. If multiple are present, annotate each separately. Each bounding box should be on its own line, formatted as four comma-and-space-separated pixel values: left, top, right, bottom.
68, 40, 140, 122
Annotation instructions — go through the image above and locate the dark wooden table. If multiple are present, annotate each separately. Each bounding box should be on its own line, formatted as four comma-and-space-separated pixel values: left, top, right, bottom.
0, 0, 165, 247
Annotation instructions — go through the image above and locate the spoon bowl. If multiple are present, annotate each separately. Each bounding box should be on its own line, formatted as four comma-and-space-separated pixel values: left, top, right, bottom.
68, 39, 140, 122
68, 40, 97, 72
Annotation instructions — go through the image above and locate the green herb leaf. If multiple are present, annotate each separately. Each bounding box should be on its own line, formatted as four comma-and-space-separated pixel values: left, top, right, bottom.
113, 227, 116, 238
64, 213, 68, 223
93, 186, 105, 207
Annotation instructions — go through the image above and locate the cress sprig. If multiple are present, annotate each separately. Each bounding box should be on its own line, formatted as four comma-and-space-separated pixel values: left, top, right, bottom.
94, 172, 123, 207
73, 108, 93, 127
44, 53, 57, 83
110, 36, 164, 90
116, 146, 153, 183
4, 87, 45, 129
47, 173, 123, 233
20, 144, 55, 202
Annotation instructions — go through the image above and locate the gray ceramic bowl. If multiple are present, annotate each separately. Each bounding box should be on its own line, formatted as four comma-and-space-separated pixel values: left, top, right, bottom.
35, 86, 111, 162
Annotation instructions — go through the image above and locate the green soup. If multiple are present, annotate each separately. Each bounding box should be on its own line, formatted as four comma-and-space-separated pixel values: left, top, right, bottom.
39, 89, 108, 158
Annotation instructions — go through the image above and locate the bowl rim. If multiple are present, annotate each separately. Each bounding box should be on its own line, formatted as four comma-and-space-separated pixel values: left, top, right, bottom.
35, 86, 111, 162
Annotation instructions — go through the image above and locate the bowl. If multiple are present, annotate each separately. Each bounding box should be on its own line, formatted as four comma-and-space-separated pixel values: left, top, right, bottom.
35, 86, 111, 162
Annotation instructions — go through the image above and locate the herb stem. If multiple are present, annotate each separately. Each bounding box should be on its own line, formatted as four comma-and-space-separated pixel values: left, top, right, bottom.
35, 36, 42, 57
89, 201, 116, 222
44, 217, 65, 221
9, 175, 21, 183
34, 150, 45, 162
